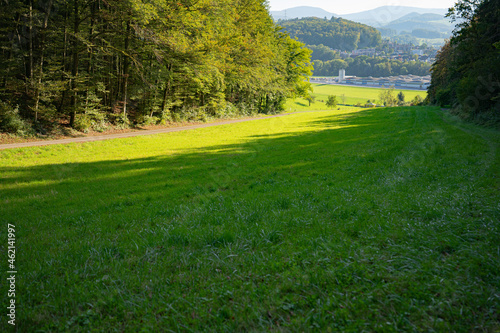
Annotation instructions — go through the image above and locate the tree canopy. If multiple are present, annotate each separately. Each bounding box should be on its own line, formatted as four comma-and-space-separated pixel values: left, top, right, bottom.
279, 17, 381, 52
427, 0, 500, 125
0, 0, 313, 133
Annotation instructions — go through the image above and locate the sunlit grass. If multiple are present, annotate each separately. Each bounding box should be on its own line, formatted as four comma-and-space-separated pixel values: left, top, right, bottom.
285, 84, 428, 111
0, 106, 498, 332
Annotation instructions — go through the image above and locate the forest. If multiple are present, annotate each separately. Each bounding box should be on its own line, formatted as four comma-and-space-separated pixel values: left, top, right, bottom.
279, 17, 381, 52
0, 0, 313, 134
313, 53, 431, 77
427, 0, 499, 125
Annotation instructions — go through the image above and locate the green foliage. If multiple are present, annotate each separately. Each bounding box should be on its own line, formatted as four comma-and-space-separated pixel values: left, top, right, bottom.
279, 17, 381, 51
73, 115, 92, 133
379, 87, 398, 106
305, 95, 316, 106
285, 84, 427, 111
308, 44, 338, 61
0, 102, 32, 135
412, 95, 424, 106
0, 0, 313, 134
428, 0, 500, 125
397, 91, 406, 106
398, 91, 405, 102
326, 95, 338, 108
314, 56, 431, 77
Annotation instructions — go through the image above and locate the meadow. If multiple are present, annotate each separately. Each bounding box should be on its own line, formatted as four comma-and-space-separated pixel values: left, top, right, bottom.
1, 106, 499, 332
285, 84, 427, 112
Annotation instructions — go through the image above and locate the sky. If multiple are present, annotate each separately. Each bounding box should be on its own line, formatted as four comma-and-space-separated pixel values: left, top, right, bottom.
268, 0, 457, 14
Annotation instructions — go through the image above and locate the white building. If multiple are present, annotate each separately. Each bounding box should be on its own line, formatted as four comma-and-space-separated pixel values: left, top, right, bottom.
338, 69, 346, 83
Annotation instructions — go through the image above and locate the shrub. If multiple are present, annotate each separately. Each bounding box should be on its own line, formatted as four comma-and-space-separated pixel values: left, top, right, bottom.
412, 95, 424, 106
0, 102, 32, 135
74, 110, 109, 133
73, 114, 92, 133
326, 95, 338, 108
379, 88, 397, 107
136, 115, 159, 126
109, 113, 130, 129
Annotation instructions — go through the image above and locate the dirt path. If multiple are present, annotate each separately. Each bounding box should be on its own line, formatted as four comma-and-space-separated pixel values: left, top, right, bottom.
0, 113, 300, 150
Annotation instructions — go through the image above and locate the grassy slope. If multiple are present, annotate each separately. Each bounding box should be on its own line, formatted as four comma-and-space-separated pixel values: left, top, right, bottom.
1, 107, 499, 332
285, 84, 427, 112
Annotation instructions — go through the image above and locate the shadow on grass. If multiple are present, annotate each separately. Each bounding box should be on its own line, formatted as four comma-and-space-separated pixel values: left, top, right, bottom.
0, 107, 448, 221
3, 106, 500, 332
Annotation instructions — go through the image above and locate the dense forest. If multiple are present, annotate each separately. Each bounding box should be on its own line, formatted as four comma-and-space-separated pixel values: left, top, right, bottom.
0, 0, 313, 134
428, 0, 499, 125
309, 44, 431, 77
279, 17, 381, 52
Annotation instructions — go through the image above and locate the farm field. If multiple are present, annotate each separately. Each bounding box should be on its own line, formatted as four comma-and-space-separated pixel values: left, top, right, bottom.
285, 84, 427, 111
1, 106, 499, 331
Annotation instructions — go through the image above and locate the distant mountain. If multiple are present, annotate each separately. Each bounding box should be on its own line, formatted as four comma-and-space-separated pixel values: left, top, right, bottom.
270, 6, 336, 21
379, 12, 457, 38
340, 6, 448, 27
270, 6, 455, 44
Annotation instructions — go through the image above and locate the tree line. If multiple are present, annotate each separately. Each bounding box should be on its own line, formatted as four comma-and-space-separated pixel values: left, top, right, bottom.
279, 17, 381, 52
0, 0, 313, 134
428, 0, 499, 125
313, 55, 431, 77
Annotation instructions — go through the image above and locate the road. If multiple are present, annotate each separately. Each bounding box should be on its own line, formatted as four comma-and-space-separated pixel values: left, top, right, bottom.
0, 113, 298, 150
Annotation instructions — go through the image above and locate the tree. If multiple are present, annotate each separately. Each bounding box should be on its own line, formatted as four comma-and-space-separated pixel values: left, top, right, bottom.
428, 0, 500, 124
412, 95, 424, 106
305, 95, 316, 106
397, 91, 405, 105
280, 17, 381, 52
0, 0, 314, 133
379, 88, 397, 106
326, 95, 338, 108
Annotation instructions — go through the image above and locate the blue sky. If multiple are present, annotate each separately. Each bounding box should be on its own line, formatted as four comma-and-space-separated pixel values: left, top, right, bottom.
268, 0, 457, 14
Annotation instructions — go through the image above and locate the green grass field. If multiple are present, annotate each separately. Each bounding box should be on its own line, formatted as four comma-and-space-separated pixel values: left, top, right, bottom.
285, 84, 427, 112
1, 106, 499, 331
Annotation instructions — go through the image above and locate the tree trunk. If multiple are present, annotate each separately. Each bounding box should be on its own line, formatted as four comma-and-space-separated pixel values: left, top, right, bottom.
34, 0, 54, 122
122, 21, 131, 117
69, 0, 79, 128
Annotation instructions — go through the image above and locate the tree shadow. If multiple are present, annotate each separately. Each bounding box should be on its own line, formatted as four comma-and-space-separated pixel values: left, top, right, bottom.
0, 107, 425, 223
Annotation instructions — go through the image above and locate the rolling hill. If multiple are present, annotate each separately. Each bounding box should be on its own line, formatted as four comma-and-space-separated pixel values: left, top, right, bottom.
381, 12, 456, 35
271, 6, 336, 20
270, 6, 449, 26
341, 6, 448, 27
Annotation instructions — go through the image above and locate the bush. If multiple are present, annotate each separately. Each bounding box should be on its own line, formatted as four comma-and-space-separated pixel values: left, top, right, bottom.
326, 95, 338, 108
412, 95, 424, 106
0, 102, 32, 135
136, 115, 159, 126
379, 88, 397, 107
74, 110, 109, 133
73, 114, 92, 132
109, 113, 130, 129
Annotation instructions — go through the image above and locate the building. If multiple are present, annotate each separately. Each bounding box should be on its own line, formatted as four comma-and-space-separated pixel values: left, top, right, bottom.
339, 69, 346, 82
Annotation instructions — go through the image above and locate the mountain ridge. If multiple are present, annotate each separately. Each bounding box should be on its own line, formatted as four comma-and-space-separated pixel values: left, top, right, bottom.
271, 6, 455, 41
270, 6, 448, 25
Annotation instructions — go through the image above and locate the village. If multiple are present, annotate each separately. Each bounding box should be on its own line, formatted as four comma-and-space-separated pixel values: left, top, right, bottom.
311, 69, 431, 90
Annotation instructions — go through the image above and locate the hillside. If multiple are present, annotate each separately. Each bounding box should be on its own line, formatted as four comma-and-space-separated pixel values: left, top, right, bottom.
271, 6, 336, 20
381, 12, 455, 36
270, 6, 449, 27
3, 106, 499, 331
0, 0, 313, 136
341, 6, 448, 27
279, 17, 381, 51
271, 6, 454, 47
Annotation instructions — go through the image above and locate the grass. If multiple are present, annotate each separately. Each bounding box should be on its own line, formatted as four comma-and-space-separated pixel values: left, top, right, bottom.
1, 106, 499, 332
285, 84, 427, 111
